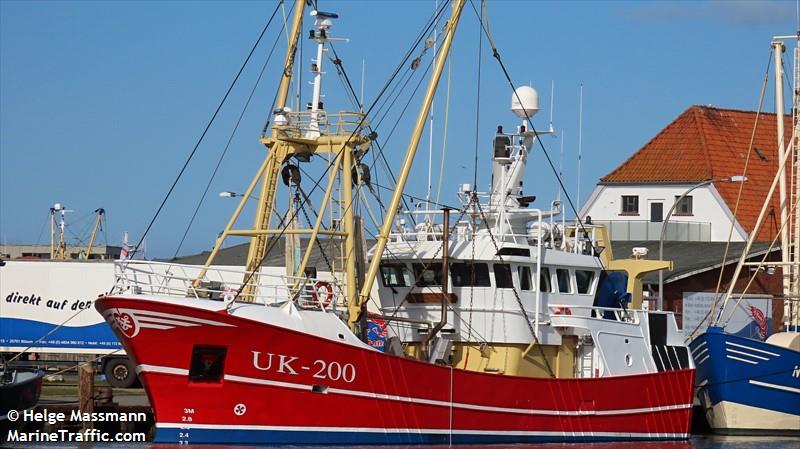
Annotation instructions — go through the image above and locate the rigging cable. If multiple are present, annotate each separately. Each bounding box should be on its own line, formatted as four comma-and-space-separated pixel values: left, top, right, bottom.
471, 1, 483, 189
471, 0, 603, 272
234, 1, 454, 298
129, 0, 285, 259
474, 195, 556, 378
721, 200, 795, 328
702, 51, 772, 335
172, 8, 288, 259
434, 58, 452, 206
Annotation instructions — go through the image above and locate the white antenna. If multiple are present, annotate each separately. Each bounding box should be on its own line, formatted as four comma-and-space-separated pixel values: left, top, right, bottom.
425, 0, 438, 213
558, 129, 565, 202
360, 59, 366, 111
577, 83, 584, 212
549, 80, 555, 133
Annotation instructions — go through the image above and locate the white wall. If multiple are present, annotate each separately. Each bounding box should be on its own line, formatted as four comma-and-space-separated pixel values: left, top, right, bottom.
579, 183, 747, 242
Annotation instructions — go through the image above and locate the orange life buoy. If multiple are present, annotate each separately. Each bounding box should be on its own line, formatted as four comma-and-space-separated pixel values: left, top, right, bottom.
311, 281, 334, 307
553, 307, 572, 315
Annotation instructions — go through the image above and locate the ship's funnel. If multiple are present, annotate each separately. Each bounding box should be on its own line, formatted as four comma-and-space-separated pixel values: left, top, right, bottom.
511, 86, 539, 119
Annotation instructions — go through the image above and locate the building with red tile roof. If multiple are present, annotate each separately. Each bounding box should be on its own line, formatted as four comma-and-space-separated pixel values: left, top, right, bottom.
581, 105, 793, 242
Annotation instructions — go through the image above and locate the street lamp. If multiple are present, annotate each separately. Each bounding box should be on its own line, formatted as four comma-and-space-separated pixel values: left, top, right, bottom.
219, 191, 256, 199
657, 176, 747, 311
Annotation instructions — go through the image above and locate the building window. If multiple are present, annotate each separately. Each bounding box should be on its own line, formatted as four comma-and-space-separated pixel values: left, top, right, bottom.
674, 195, 693, 215
621, 195, 639, 214
450, 262, 491, 287
494, 264, 514, 289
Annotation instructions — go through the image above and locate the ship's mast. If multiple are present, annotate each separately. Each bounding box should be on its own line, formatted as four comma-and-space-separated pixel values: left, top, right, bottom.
196, 1, 371, 307
50, 203, 71, 260
83, 208, 105, 260
773, 34, 800, 331
792, 36, 800, 331
773, 40, 791, 308
355, 0, 466, 329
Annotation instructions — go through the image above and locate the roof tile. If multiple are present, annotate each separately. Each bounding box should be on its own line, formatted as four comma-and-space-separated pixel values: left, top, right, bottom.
601, 105, 793, 240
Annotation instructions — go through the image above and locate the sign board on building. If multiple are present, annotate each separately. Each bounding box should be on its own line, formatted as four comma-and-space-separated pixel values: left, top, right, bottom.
0, 261, 122, 353
682, 292, 772, 341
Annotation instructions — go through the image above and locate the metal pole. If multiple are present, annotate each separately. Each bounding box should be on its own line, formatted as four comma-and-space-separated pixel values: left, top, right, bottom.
356, 0, 466, 328
773, 41, 791, 303
422, 208, 451, 360
658, 180, 712, 311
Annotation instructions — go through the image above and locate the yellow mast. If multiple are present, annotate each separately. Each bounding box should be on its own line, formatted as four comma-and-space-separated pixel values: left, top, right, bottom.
354, 0, 466, 329
83, 208, 105, 260
195, 1, 372, 306
195, 0, 306, 289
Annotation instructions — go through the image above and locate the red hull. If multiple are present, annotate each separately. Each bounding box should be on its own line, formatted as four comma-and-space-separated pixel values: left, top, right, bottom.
98, 295, 694, 444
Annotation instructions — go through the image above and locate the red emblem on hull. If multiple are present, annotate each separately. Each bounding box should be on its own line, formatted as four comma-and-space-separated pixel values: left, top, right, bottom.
112, 311, 139, 338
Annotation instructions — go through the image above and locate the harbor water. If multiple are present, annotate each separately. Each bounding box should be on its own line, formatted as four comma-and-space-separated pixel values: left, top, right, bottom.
6, 435, 800, 449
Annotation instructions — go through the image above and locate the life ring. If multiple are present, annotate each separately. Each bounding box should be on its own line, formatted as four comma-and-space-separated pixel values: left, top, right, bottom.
311, 281, 334, 307
553, 307, 572, 315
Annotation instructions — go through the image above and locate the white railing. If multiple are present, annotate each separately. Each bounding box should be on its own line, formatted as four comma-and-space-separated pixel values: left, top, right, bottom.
596, 220, 711, 242
112, 260, 340, 310
270, 111, 368, 140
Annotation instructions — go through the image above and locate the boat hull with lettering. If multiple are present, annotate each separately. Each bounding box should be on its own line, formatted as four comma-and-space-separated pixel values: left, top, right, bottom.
97, 294, 694, 445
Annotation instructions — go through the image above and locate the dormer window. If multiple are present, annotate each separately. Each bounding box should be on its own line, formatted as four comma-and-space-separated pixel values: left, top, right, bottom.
621, 195, 639, 215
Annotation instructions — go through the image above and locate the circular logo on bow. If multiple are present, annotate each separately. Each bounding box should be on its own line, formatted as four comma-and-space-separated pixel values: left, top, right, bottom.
112, 311, 139, 338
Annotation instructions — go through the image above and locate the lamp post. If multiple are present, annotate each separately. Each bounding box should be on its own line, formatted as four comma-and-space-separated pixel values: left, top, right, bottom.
657, 176, 747, 311
219, 191, 256, 199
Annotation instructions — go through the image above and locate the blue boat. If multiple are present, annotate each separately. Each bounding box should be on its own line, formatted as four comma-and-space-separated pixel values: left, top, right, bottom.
690, 327, 799, 434
686, 34, 800, 435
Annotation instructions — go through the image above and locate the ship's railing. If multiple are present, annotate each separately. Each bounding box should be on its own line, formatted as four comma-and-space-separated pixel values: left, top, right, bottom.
388, 209, 545, 244
112, 260, 340, 310
269, 111, 369, 139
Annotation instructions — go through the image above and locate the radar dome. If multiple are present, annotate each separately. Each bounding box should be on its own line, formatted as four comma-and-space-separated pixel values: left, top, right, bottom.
511, 86, 539, 119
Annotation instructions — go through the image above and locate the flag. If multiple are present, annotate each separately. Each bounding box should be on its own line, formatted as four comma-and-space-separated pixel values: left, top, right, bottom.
119, 244, 129, 260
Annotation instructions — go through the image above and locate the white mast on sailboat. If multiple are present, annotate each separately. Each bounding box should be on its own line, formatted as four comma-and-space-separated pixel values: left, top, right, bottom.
773, 34, 800, 331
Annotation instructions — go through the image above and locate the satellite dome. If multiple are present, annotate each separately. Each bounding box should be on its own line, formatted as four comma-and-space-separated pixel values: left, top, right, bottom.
511, 86, 539, 119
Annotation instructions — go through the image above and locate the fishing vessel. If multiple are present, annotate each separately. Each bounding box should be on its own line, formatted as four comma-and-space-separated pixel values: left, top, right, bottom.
689, 35, 800, 435
96, 1, 694, 444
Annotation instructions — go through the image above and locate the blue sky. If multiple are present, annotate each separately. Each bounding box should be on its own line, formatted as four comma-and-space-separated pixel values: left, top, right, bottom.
0, 0, 794, 258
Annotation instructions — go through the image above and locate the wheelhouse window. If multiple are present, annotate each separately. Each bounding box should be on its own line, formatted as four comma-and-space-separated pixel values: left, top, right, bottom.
575, 270, 595, 294
674, 195, 693, 215
413, 263, 443, 287
621, 195, 639, 215
556, 268, 572, 293
538, 267, 551, 292
380, 263, 412, 287
450, 262, 491, 287
518, 266, 533, 291
494, 264, 514, 289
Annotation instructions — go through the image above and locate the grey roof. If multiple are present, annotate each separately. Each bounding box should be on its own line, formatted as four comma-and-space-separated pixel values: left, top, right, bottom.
171, 238, 347, 269
172, 239, 776, 285
609, 241, 775, 284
